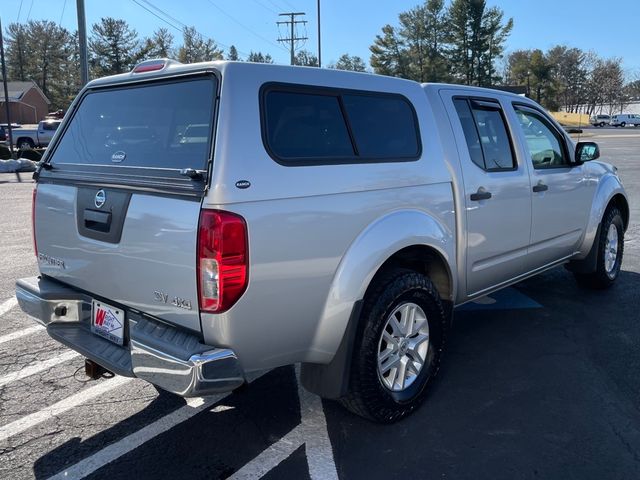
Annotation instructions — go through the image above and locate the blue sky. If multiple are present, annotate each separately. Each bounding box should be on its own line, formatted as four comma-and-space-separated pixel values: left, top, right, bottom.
3, 0, 639, 75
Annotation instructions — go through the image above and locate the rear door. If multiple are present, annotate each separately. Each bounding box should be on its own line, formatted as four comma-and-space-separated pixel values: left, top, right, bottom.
442, 91, 532, 296
35, 74, 218, 333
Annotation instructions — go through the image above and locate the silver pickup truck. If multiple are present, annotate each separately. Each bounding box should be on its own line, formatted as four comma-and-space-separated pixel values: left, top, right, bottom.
12, 120, 61, 149
16, 59, 629, 423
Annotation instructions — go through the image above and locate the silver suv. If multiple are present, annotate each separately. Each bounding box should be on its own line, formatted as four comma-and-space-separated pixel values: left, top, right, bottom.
16, 59, 629, 423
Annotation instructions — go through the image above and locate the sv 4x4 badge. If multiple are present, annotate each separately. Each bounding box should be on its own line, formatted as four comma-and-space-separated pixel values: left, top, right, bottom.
153, 290, 193, 310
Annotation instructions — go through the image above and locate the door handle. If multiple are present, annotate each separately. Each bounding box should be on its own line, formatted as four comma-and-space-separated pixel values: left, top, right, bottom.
470, 190, 492, 201
532, 182, 549, 193
84, 209, 112, 233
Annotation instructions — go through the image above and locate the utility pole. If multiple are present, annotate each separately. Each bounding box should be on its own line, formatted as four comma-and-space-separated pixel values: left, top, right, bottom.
0, 17, 15, 154
317, 1, 321, 68
277, 12, 307, 66
0, 17, 20, 181
76, 0, 89, 86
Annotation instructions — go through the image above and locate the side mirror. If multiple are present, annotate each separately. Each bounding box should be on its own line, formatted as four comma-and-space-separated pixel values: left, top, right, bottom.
575, 142, 600, 163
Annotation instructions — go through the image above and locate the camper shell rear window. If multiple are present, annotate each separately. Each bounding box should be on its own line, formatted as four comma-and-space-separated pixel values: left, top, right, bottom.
42, 74, 218, 195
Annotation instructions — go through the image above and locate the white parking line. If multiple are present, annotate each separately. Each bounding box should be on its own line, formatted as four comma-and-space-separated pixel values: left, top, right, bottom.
0, 325, 44, 345
0, 296, 18, 317
0, 375, 132, 442
0, 350, 80, 388
230, 369, 338, 480
46, 371, 266, 480
47, 394, 228, 480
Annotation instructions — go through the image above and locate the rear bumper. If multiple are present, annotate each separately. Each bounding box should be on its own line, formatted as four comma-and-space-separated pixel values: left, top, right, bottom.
15, 276, 245, 397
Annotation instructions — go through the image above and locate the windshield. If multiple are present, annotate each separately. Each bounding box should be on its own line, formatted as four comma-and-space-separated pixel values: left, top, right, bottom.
49, 76, 216, 172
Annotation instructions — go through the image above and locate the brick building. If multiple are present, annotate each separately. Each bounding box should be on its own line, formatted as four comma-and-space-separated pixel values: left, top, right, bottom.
0, 81, 50, 125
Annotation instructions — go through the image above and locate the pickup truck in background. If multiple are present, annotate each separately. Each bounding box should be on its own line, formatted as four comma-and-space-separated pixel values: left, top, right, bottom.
12, 119, 61, 149
15, 59, 629, 423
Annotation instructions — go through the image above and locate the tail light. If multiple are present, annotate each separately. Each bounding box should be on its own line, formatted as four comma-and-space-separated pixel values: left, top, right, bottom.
31, 188, 37, 256
197, 210, 248, 313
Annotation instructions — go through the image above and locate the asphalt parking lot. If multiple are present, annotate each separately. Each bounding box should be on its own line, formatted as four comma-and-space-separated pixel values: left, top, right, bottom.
1, 128, 639, 479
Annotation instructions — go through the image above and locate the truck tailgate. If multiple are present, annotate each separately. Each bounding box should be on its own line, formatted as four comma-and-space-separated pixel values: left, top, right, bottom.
35, 183, 202, 332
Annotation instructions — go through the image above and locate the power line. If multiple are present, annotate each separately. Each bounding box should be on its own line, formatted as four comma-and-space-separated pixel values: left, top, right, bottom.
277, 12, 307, 65
59, 0, 68, 26
281, 0, 299, 11
26, 0, 34, 22
16, 0, 24, 22
251, 0, 278, 15
205, 0, 287, 53
130, 0, 251, 58
264, 0, 289, 13
137, 0, 187, 30
131, 0, 183, 33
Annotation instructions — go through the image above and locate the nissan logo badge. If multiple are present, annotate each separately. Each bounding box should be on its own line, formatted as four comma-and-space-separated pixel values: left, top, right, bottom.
111, 151, 126, 163
95, 190, 106, 209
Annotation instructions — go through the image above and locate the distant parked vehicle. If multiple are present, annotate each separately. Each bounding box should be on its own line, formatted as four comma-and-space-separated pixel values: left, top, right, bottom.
589, 114, 611, 127
0, 123, 23, 143
610, 114, 640, 127
12, 120, 61, 149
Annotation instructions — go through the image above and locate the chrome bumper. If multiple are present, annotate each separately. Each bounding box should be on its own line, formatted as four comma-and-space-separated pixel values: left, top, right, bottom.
15, 276, 245, 397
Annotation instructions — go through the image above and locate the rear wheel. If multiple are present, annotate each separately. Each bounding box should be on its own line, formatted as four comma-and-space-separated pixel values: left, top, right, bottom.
340, 269, 448, 423
574, 207, 624, 289
599, 122, 605, 127
17, 138, 34, 150
621, 122, 626, 128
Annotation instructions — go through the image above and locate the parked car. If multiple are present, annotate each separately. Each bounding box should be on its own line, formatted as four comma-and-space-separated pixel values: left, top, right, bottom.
16, 59, 629, 423
610, 114, 640, 127
0, 123, 22, 143
12, 120, 61, 149
589, 114, 611, 127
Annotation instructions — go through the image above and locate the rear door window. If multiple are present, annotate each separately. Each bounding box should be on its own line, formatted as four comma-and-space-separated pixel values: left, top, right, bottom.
49, 77, 216, 173
454, 97, 515, 171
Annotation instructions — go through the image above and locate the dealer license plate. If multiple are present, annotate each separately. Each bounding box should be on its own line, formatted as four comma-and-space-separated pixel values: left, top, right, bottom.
91, 300, 125, 346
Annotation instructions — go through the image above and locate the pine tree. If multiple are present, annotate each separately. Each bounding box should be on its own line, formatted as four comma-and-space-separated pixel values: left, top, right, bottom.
227, 45, 240, 61
370, 25, 408, 78
246, 51, 273, 63
89, 18, 140, 76
177, 27, 223, 63
4, 23, 28, 81
5, 20, 75, 110
331, 54, 367, 72
446, 0, 512, 86
294, 50, 319, 67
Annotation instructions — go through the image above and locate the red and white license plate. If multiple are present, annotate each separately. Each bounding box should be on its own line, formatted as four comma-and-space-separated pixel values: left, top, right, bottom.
91, 300, 125, 346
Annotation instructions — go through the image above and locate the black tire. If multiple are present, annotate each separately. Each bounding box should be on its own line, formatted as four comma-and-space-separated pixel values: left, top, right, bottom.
573, 207, 624, 289
17, 138, 34, 150
621, 122, 626, 128
599, 122, 605, 127
340, 269, 448, 423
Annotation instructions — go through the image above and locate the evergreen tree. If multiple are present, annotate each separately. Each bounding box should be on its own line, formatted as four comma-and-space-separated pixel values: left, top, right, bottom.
246, 51, 273, 63
5, 20, 75, 110
89, 18, 140, 76
331, 54, 367, 72
446, 0, 512, 86
370, 25, 409, 78
5, 23, 28, 81
294, 50, 319, 67
140, 28, 175, 60
177, 26, 223, 63
227, 45, 240, 61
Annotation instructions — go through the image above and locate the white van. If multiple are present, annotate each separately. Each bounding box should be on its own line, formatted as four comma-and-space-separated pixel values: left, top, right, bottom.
610, 114, 640, 127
